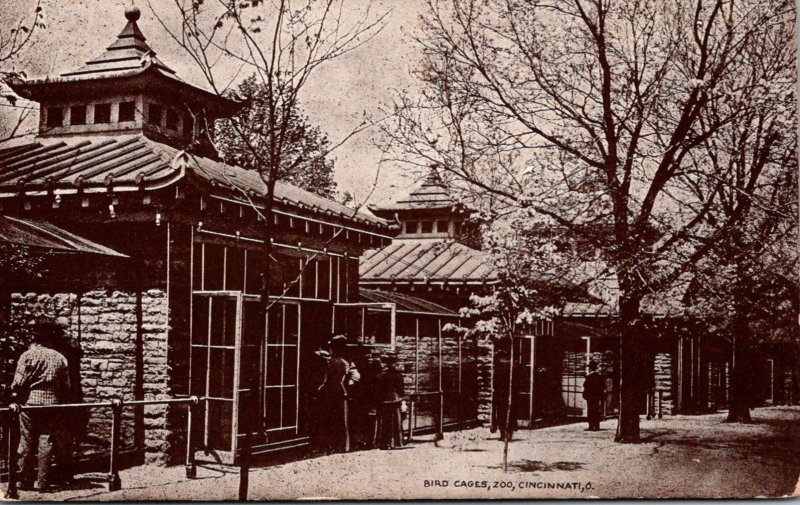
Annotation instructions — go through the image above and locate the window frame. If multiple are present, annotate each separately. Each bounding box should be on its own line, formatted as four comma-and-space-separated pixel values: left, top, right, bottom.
118, 101, 136, 123
93, 103, 112, 124
69, 105, 87, 126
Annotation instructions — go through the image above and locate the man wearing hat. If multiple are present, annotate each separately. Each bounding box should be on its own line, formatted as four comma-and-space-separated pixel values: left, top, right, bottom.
10, 319, 72, 492
582, 360, 604, 431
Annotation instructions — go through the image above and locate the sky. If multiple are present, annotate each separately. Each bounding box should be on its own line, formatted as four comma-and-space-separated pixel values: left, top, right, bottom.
0, 0, 430, 206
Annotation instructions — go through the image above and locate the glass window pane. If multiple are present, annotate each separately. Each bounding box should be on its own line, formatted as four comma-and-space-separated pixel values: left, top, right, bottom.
284, 305, 298, 345
317, 259, 330, 300
242, 300, 264, 349
208, 348, 235, 398
190, 347, 208, 396
192, 296, 209, 345
266, 305, 283, 345
193, 242, 203, 289
46, 107, 63, 127
226, 247, 245, 291
210, 297, 237, 347
119, 101, 135, 122
282, 347, 298, 385
245, 249, 265, 295
265, 346, 282, 385
203, 243, 224, 291
70, 105, 86, 125
264, 388, 281, 430
283, 387, 298, 428
207, 400, 232, 450
94, 103, 111, 124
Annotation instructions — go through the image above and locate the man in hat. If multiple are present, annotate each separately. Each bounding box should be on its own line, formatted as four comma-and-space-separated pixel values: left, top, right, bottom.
582, 360, 604, 431
10, 319, 72, 492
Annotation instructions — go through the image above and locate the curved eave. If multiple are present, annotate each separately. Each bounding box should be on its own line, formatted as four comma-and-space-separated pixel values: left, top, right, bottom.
0, 166, 185, 198
6, 67, 242, 116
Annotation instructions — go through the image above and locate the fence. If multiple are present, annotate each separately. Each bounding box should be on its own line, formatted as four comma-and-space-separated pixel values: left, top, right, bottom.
1, 396, 201, 499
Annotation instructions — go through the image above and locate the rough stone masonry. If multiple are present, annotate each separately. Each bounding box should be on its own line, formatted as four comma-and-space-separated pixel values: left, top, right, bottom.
10, 290, 173, 465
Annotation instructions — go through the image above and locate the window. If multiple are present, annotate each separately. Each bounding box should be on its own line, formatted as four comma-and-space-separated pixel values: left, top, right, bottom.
148, 103, 163, 127
421, 221, 433, 234
46, 107, 63, 128
118, 101, 135, 122
405, 221, 418, 234
436, 220, 449, 234
69, 105, 86, 125
166, 108, 180, 131
94, 103, 111, 124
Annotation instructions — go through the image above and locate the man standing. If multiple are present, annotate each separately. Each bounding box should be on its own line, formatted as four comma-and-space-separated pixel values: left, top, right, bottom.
10, 320, 71, 492
582, 360, 604, 431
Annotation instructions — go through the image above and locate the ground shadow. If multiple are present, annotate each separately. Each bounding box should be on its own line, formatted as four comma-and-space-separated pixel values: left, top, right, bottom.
487, 459, 585, 473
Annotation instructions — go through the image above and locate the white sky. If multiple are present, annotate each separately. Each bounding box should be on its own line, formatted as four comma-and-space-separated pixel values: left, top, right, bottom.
1, 0, 429, 205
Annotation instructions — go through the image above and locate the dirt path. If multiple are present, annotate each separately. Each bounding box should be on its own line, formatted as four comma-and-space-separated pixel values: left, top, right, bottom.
15, 405, 800, 500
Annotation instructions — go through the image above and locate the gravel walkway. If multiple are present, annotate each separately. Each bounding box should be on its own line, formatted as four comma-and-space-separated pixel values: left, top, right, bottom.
11, 405, 800, 500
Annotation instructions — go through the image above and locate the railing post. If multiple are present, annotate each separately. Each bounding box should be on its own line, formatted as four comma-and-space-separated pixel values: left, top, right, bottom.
5, 404, 20, 500
185, 396, 199, 479
436, 391, 444, 441
108, 399, 122, 492
407, 398, 415, 443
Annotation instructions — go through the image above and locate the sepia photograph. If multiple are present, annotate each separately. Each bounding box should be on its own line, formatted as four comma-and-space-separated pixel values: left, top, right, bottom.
0, 0, 797, 500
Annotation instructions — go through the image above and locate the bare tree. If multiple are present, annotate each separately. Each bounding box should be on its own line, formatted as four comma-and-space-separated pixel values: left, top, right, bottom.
0, 0, 44, 141
380, 0, 796, 442
148, 0, 388, 496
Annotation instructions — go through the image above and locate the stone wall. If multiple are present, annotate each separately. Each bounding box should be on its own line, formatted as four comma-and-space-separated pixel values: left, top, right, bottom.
475, 338, 493, 423
367, 325, 492, 429
654, 353, 673, 415
10, 289, 172, 465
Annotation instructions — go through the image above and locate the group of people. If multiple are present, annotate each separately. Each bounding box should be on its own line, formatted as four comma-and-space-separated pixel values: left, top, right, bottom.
4, 319, 85, 493
312, 335, 407, 453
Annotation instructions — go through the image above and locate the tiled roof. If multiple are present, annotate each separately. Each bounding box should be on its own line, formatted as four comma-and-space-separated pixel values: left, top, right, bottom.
0, 136, 391, 230
0, 215, 128, 257
369, 170, 457, 213
358, 288, 457, 316
359, 239, 497, 285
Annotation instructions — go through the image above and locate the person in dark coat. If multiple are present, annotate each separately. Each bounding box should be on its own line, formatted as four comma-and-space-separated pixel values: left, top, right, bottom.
314, 335, 350, 453
10, 320, 72, 492
582, 360, 604, 431
491, 343, 521, 441
373, 355, 405, 449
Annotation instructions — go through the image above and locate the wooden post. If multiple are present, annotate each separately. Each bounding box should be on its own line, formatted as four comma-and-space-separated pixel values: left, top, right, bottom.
5, 405, 20, 500
108, 399, 122, 492
185, 396, 199, 479
437, 320, 443, 441
436, 392, 444, 441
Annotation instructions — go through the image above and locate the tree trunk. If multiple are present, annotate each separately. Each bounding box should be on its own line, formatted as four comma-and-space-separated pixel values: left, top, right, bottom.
725, 314, 753, 423
725, 261, 753, 423
615, 293, 642, 443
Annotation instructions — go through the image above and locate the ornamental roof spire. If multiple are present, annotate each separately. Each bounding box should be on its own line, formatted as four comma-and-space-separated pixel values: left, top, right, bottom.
61, 4, 176, 79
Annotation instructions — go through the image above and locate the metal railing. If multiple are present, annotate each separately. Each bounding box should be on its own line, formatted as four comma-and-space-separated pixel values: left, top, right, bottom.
405, 391, 444, 443
1, 396, 201, 499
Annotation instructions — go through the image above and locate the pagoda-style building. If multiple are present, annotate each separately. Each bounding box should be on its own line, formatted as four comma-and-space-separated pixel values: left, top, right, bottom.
361, 169, 497, 309
0, 6, 396, 466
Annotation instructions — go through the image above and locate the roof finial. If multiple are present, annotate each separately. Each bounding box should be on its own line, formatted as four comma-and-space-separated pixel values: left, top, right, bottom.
125, 4, 141, 22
